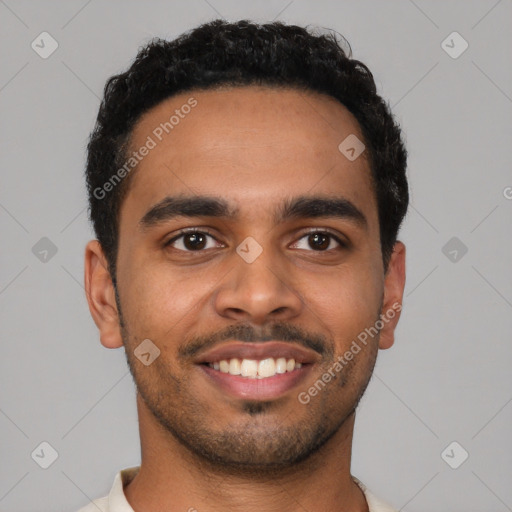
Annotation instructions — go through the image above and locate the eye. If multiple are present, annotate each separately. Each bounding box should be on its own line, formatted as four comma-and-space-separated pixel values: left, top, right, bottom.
292, 230, 346, 252
165, 229, 222, 252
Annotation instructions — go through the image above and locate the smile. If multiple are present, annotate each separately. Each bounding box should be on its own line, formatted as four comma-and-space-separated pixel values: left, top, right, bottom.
206, 357, 302, 379
195, 341, 319, 400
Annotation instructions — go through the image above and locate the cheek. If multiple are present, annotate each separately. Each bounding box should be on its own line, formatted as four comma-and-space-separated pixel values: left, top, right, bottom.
303, 264, 383, 344
119, 259, 216, 338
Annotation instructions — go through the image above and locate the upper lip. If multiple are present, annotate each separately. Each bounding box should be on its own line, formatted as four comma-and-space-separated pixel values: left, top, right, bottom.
194, 341, 320, 365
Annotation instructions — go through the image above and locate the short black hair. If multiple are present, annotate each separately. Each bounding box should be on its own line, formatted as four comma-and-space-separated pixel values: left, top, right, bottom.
85, 19, 408, 278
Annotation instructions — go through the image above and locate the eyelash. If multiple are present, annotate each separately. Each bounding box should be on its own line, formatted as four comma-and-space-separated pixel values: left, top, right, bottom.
164, 228, 347, 253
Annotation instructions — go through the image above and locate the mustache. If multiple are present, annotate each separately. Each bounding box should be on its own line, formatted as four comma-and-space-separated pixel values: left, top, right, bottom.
179, 322, 332, 360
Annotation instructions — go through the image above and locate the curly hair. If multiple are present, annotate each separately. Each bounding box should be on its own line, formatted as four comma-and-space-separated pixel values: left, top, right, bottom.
86, 19, 408, 278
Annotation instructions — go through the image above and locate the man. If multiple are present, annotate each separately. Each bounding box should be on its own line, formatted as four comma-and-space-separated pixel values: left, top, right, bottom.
80, 18, 408, 512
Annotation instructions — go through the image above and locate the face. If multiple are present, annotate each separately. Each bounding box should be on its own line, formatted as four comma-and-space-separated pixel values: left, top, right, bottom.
85, 86, 405, 471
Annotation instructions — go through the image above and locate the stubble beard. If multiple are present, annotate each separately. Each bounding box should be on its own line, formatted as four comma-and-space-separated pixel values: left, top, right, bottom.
115, 287, 379, 476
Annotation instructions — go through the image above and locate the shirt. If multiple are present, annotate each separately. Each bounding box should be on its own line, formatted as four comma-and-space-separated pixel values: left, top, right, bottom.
76, 466, 397, 512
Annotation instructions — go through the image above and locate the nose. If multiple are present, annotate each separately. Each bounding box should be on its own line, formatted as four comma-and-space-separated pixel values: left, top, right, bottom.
213, 244, 304, 325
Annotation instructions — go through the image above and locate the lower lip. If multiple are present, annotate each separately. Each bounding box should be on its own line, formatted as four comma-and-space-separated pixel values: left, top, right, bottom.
199, 364, 312, 401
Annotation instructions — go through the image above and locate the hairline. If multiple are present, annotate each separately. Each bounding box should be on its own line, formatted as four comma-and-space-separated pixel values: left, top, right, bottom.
109, 82, 384, 275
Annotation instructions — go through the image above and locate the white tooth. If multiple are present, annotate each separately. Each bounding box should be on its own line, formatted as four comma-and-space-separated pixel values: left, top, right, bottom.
258, 358, 276, 378
219, 360, 230, 373
275, 357, 287, 374
241, 359, 258, 378
295, 362, 302, 369
229, 358, 241, 375
286, 358, 295, 372
213, 362, 220, 370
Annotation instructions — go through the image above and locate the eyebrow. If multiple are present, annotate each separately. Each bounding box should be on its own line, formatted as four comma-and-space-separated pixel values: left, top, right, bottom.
139, 194, 368, 230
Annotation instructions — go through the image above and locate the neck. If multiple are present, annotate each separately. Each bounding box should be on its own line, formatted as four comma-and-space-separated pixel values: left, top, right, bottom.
124, 392, 368, 512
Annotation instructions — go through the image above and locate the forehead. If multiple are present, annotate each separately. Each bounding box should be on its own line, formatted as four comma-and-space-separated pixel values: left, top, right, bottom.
121, 85, 377, 226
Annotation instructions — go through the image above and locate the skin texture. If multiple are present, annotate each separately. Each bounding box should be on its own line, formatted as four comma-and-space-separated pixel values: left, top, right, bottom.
85, 86, 406, 512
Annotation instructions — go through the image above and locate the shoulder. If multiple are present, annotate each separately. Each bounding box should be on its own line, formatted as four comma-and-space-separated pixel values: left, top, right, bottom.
75, 495, 109, 512
73, 466, 140, 512
352, 476, 398, 512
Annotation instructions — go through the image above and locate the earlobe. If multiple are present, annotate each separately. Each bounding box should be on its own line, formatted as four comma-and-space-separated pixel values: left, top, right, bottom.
378, 241, 406, 350
84, 240, 124, 349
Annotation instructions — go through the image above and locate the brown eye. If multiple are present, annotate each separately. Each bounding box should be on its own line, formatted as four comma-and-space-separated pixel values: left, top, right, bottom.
182, 232, 207, 250
165, 230, 219, 252
308, 232, 330, 250
293, 231, 345, 252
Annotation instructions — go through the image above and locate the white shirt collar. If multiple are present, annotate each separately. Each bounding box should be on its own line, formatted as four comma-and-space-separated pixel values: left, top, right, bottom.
91, 466, 397, 512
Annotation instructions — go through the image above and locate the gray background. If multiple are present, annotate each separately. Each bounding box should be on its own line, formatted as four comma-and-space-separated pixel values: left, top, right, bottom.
1, 1, 511, 511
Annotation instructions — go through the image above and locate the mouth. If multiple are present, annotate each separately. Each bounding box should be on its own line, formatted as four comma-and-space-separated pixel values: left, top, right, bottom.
205, 357, 302, 378
195, 341, 319, 400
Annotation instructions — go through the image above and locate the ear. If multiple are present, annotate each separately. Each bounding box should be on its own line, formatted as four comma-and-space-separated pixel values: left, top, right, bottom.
84, 240, 124, 349
378, 241, 406, 350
